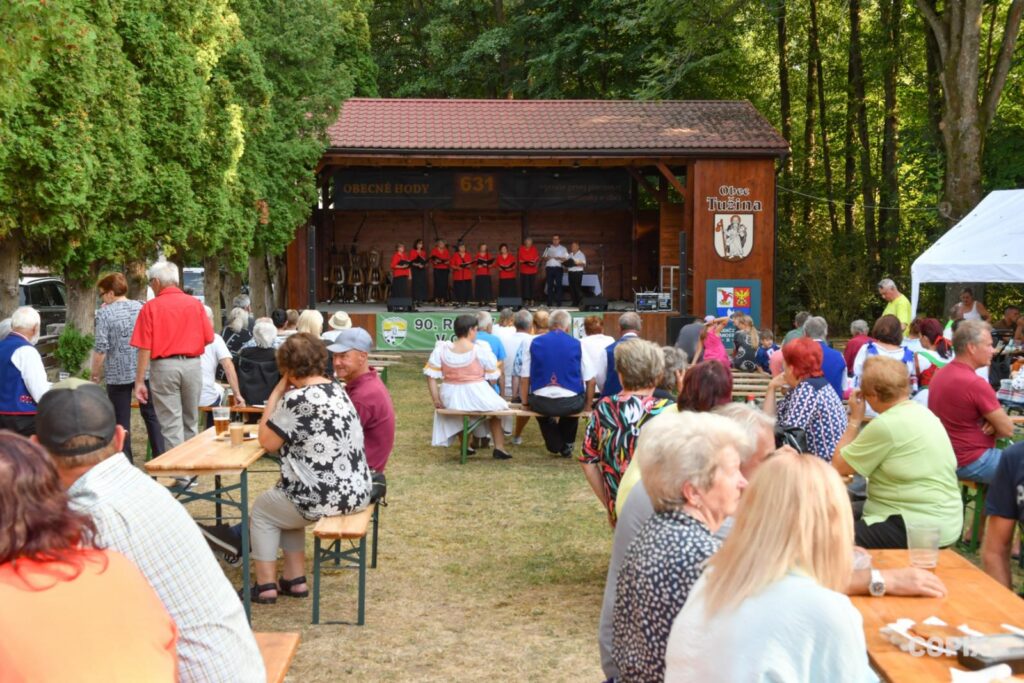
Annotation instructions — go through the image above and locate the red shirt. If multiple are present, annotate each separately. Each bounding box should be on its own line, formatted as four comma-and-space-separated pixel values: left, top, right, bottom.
518, 245, 539, 274
130, 286, 213, 358
843, 334, 871, 375
409, 249, 428, 269
430, 248, 450, 270
927, 359, 1001, 467
496, 253, 517, 279
451, 253, 474, 281
390, 251, 410, 277
344, 368, 395, 472
474, 253, 492, 277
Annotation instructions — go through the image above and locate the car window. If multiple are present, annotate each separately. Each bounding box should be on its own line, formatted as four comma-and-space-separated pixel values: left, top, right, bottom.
18, 287, 26, 305
54, 282, 66, 305
39, 283, 61, 307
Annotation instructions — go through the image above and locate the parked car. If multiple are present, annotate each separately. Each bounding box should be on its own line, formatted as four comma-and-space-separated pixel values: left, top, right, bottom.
18, 277, 67, 331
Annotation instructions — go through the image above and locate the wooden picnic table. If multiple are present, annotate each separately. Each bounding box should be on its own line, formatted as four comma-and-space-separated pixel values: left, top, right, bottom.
851, 549, 1024, 682
145, 426, 266, 622
255, 632, 300, 683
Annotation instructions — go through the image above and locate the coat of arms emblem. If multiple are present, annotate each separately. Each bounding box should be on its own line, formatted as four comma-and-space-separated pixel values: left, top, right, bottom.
713, 214, 754, 261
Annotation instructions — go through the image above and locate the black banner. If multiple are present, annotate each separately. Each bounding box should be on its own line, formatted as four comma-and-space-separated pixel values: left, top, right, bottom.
333, 169, 630, 210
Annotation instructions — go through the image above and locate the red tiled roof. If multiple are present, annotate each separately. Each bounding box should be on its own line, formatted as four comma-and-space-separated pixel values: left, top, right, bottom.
327, 99, 789, 155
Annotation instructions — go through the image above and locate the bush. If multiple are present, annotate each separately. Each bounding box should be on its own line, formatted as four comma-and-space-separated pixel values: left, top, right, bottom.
54, 323, 94, 376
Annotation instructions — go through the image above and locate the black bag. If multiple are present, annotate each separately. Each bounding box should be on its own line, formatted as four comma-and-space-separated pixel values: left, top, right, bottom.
775, 425, 809, 453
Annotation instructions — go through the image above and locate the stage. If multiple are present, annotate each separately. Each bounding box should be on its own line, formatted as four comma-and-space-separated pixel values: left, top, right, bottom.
313, 301, 684, 352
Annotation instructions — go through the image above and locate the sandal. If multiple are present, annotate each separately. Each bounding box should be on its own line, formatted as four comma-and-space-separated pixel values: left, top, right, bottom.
240, 582, 277, 604
278, 575, 309, 598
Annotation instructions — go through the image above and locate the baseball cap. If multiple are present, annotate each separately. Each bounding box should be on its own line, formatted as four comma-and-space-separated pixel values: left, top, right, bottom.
327, 327, 373, 354
36, 378, 117, 456
703, 315, 716, 323
328, 310, 352, 330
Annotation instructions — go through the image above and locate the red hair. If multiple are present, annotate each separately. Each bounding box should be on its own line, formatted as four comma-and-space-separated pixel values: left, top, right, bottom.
782, 337, 824, 380
676, 361, 733, 412
0, 432, 98, 571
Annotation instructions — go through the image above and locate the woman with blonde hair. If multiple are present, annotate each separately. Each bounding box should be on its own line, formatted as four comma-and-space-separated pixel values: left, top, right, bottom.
295, 309, 325, 336
730, 314, 760, 372
664, 452, 875, 682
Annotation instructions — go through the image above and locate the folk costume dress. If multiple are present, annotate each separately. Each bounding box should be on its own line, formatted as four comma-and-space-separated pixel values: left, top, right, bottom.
425, 340, 509, 446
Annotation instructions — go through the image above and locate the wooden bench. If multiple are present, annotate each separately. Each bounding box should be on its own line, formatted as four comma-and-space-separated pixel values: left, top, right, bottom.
958, 480, 989, 553
731, 370, 771, 402
435, 407, 591, 464
255, 632, 300, 683
311, 504, 375, 625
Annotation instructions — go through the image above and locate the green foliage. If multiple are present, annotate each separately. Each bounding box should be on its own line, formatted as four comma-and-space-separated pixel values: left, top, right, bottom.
54, 322, 95, 374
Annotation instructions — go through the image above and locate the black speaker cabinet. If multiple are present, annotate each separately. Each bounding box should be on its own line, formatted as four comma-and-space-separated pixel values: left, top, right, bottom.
495, 296, 524, 311
667, 315, 698, 346
386, 296, 414, 312
581, 296, 608, 312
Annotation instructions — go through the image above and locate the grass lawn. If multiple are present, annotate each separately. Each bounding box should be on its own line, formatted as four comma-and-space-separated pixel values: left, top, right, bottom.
136, 354, 611, 681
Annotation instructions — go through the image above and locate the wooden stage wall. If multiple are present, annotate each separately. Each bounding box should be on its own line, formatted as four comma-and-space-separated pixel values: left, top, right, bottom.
318, 208, 642, 303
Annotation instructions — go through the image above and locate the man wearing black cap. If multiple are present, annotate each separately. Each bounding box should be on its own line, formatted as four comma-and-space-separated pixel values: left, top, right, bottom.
33, 379, 264, 683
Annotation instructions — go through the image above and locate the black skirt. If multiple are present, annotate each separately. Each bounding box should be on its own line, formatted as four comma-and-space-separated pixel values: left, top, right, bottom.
392, 276, 410, 299
453, 279, 471, 304
519, 273, 535, 301
433, 269, 449, 300
475, 275, 492, 302
412, 267, 428, 301
499, 278, 517, 298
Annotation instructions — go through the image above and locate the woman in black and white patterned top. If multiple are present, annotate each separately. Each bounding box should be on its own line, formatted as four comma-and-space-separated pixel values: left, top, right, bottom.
244, 333, 371, 604
90, 272, 164, 463
611, 411, 751, 682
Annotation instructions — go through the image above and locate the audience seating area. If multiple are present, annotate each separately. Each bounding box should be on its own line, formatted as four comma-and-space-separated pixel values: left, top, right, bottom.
311, 504, 376, 625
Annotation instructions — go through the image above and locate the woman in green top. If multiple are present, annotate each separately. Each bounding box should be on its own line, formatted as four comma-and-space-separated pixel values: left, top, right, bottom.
832, 355, 963, 548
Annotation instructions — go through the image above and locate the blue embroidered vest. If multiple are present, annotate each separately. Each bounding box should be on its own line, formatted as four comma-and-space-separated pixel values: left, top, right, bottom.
0, 334, 38, 414
529, 330, 584, 395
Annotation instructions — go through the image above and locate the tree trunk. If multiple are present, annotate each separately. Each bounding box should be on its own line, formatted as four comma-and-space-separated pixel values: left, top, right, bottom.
800, 31, 817, 230
922, 0, 945, 235
63, 264, 99, 339
776, 0, 794, 232
248, 252, 271, 317
222, 269, 244, 318
808, 0, 839, 239
125, 259, 148, 301
878, 0, 903, 277
203, 255, 222, 331
272, 253, 288, 310
916, 0, 1024, 223
0, 234, 20, 318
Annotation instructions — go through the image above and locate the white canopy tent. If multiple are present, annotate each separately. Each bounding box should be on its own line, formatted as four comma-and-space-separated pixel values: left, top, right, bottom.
911, 189, 1024, 316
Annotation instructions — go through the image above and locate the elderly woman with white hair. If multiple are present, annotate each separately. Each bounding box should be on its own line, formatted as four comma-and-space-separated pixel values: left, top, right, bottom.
611, 411, 751, 682
237, 319, 281, 406
222, 307, 252, 356
664, 452, 875, 682
199, 306, 245, 425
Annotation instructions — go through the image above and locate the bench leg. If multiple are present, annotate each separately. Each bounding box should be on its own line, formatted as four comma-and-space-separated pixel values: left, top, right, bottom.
371, 505, 379, 569
357, 536, 367, 626
461, 416, 470, 465
312, 537, 322, 625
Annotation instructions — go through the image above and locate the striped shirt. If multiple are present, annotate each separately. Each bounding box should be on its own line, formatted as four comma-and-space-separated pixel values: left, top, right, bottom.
69, 456, 265, 683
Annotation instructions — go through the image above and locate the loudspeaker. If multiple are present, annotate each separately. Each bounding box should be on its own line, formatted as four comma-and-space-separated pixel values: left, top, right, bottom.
667, 315, 698, 346
581, 296, 608, 312
386, 296, 414, 312
496, 296, 524, 311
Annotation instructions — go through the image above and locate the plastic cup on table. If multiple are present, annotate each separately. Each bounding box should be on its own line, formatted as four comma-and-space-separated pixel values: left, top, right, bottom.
906, 522, 941, 569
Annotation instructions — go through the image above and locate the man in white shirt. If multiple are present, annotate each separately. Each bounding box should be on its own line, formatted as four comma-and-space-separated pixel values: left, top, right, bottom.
34, 379, 265, 682
567, 240, 587, 306
542, 234, 569, 306
199, 305, 245, 422
0, 306, 50, 436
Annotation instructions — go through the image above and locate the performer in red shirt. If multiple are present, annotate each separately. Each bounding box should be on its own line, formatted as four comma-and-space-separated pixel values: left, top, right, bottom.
518, 237, 539, 306
430, 238, 451, 305
474, 243, 494, 304
390, 243, 411, 299
496, 243, 518, 299
409, 238, 429, 304
450, 243, 474, 306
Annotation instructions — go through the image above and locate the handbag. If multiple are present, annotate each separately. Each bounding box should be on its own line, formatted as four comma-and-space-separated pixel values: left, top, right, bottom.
774, 425, 809, 453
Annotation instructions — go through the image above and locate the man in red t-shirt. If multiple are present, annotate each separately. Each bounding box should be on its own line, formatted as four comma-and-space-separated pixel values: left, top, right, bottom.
843, 319, 871, 377
927, 320, 1014, 483
329, 328, 394, 500
131, 261, 213, 449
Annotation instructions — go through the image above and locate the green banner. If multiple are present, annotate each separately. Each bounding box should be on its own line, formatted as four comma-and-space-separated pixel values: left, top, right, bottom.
375, 312, 593, 351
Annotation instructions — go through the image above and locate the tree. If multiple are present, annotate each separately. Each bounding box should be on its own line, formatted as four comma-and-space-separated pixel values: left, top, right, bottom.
916, 0, 1024, 221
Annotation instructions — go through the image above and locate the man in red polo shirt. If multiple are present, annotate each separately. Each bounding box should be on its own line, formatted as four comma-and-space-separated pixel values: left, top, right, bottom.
329, 327, 394, 499
927, 319, 1015, 483
132, 261, 213, 449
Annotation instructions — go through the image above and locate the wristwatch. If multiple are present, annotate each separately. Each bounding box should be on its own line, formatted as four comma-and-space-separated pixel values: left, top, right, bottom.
869, 569, 886, 597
